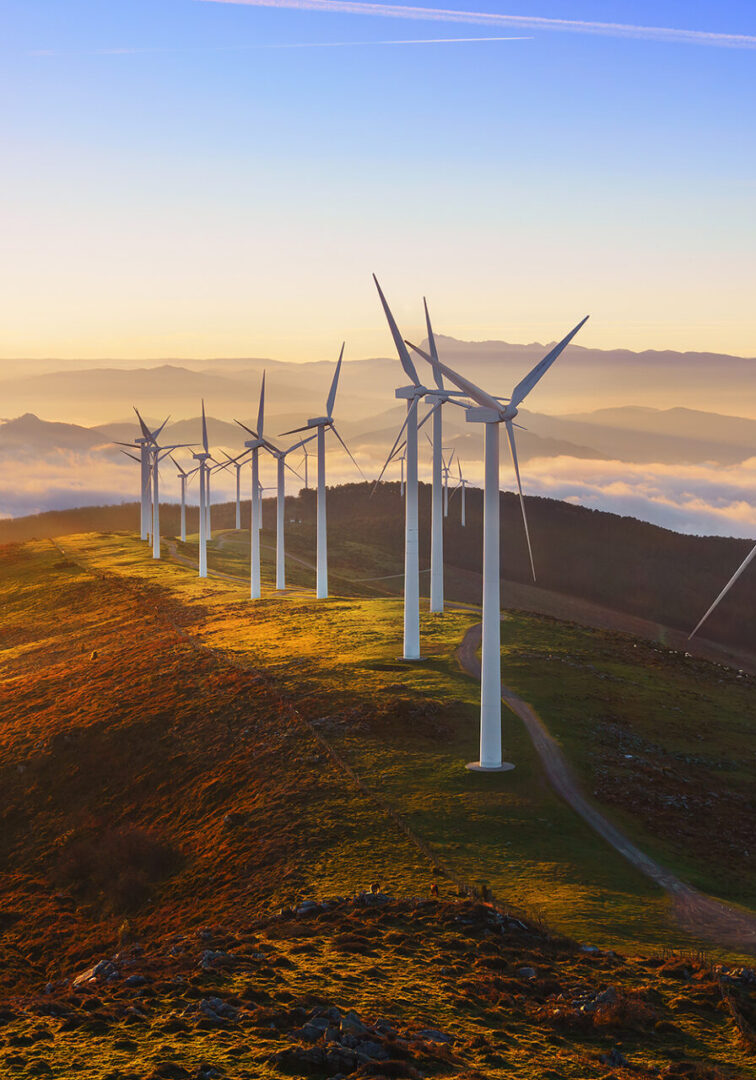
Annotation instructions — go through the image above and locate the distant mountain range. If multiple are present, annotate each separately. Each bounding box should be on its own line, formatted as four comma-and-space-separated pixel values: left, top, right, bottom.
1, 338, 754, 427
2, 401, 753, 472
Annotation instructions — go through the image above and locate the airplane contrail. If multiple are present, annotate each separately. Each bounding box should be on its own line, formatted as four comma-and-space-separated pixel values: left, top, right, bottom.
27, 36, 530, 57
199, 0, 756, 49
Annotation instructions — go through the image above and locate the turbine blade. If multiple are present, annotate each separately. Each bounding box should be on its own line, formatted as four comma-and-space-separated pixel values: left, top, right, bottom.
331, 426, 366, 480
257, 371, 266, 437
152, 415, 171, 441
284, 433, 317, 455
689, 543, 756, 639
169, 454, 185, 474
423, 298, 444, 390
510, 315, 590, 407
234, 418, 258, 438
506, 420, 537, 583
133, 407, 152, 441
120, 449, 141, 463
279, 423, 313, 436
201, 399, 209, 454
326, 342, 345, 419
373, 275, 420, 386
408, 341, 500, 413
418, 400, 441, 434
372, 405, 414, 489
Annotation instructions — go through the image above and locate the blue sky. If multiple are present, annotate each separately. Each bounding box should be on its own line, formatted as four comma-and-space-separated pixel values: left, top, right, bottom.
2, 0, 755, 360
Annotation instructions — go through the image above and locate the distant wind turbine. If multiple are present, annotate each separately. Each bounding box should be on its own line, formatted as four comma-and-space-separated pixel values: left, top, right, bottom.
405, 299, 470, 612
373, 276, 429, 659
415, 314, 589, 770
169, 455, 195, 542
193, 401, 213, 577
689, 542, 756, 639
280, 344, 363, 599
451, 458, 468, 526
235, 373, 269, 599
269, 436, 314, 590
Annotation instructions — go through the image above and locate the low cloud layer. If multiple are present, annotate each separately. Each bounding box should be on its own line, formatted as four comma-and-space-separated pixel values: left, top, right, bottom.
508, 456, 756, 539
1, 448, 754, 541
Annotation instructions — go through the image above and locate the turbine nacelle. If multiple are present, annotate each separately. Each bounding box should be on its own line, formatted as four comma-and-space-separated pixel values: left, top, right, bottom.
465, 403, 518, 424
306, 416, 332, 427
395, 384, 427, 400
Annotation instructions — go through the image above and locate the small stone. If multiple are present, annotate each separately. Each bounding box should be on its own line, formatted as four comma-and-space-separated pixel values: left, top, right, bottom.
517, 966, 537, 980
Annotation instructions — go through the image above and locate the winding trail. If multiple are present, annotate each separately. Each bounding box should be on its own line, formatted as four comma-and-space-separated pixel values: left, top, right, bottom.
457, 621, 756, 954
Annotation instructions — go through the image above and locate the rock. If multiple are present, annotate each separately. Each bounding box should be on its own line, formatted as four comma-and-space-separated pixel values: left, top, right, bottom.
415, 1028, 453, 1043
517, 966, 537, 980
341, 1010, 369, 1036
199, 997, 239, 1023
599, 1049, 628, 1067
124, 975, 147, 988
295, 901, 322, 917
595, 986, 619, 1005
73, 960, 118, 988
198, 950, 235, 971
354, 1039, 390, 1061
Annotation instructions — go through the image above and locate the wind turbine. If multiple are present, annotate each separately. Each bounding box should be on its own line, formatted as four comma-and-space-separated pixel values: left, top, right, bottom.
415, 315, 589, 770
280, 344, 362, 600
132, 412, 191, 562
452, 459, 468, 527
373, 276, 429, 659
235, 373, 268, 600
269, 436, 314, 590
170, 455, 196, 543
442, 448, 455, 516
689, 541, 756, 639
114, 409, 169, 541
193, 401, 213, 578
218, 450, 248, 531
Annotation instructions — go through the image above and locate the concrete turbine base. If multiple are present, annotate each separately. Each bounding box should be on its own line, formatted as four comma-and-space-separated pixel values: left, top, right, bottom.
466, 761, 516, 773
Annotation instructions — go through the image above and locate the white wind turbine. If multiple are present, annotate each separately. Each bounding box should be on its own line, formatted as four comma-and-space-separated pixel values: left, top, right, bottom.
193, 401, 213, 578
269, 436, 314, 590
132, 411, 191, 562
405, 300, 469, 613
279, 344, 363, 600
235, 373, 268, 600
415, 315, 589, 770
689, 541, 756, 639
115, 409, 170, 542
452, 459, 468, 526
373, 277, 430, 660
169, 455, 196, 543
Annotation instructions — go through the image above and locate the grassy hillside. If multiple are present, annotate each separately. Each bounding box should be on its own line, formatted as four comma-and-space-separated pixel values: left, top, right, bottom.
2, 535, 756, 1078
1, 484, 753, 662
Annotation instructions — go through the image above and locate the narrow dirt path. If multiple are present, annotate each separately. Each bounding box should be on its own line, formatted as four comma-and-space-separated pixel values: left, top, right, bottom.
457, 621, 756, 954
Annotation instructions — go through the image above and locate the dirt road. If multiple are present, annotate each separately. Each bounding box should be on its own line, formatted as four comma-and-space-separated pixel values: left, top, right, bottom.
457, 621, 756, 954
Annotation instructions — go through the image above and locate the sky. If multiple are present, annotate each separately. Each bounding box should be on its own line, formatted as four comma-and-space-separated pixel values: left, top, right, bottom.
1, 0, 755, 362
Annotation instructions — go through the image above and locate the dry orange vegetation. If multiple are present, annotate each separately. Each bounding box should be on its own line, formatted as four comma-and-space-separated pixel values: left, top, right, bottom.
0, 538, 755, 1079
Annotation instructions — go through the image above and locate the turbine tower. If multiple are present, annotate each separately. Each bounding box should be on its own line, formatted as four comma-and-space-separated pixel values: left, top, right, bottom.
689, 541, 756, 639
270, 436, 313, 590
170, 455, 194, 543
235, 373, 268, 600
453, 460, 468, 526
373, 276, 428, 660
193, 401, 213, 578
406, 303, 469, 612
415, 315, 589, 770
280, 344, 361, 600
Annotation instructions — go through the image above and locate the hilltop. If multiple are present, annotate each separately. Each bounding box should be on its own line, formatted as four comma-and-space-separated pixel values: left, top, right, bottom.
1, 483, 753, 659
